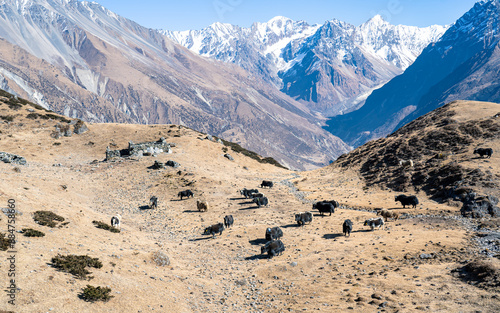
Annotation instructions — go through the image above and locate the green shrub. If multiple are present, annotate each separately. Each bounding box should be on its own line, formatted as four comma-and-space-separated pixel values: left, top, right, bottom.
33, 210, 65, 228
51, 254, 103, 280
80, 285, 114, 302
22, 228, 45, 237
92, 221, 120, 233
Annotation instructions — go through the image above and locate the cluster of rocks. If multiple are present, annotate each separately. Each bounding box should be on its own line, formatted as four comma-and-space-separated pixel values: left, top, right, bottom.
151, 160, 180, 169
460, 193, 500, 218
51, 120, 89, 139
106, 137, 172, 161
0, 151, 27, 165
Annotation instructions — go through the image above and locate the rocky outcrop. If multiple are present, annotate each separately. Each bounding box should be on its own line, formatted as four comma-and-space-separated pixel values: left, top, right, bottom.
0, 152, 27, 165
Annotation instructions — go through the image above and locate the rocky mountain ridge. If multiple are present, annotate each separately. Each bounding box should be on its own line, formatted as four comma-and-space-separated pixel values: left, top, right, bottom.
326, 0, 500, 147
166, 15, 447, 115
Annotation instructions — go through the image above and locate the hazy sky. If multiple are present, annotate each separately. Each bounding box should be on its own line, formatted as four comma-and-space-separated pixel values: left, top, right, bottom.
90, 0, 480, 31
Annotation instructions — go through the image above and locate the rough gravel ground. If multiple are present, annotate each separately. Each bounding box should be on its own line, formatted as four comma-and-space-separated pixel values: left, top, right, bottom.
0, 112, 498, 312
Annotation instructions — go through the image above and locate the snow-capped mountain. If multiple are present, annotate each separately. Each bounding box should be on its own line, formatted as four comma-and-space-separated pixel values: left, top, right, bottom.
166, 16, 447, 115
0, 0, 350, 170
164, 16, 319, 86
325, 0, 500, 147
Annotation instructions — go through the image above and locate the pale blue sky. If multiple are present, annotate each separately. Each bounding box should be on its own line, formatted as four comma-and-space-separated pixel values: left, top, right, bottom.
91, 0, 480, 31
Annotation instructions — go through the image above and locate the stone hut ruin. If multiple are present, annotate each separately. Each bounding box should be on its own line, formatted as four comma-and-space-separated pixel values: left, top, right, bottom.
106, 137, 172, 161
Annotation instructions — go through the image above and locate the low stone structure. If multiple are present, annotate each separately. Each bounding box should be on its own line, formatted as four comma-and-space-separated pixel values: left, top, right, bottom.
106, 137, 172, 161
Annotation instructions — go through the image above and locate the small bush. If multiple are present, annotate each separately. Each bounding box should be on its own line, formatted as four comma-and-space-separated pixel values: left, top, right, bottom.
220, 138, 288, 169
26, 113, 40, 119
0, 233, 10, 251
22, 228, 45, 237
33, 210, 65, 228
152, 251, 170, 266
92, 221, 120, 233
80, 285, 113, 302
0, 115, 14, 122
46, 114, 71, 123
51, 254, 103, 280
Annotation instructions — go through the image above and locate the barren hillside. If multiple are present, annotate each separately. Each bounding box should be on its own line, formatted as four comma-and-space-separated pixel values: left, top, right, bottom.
0, 97, 498, 312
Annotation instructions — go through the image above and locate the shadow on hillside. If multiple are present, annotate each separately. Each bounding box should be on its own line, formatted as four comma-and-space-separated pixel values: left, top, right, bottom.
245, 254, 268, 261
182, 210, 199, 213
238, 201, 254, 205
248, 238, 267, 246
239, 206, 260, 210
353, 229, 376, 233
281, 223, 301, 228
230, 197, 246, 201
189, 237, 213, 241
313, 213, 334, 217
139, 205, 151, 211
322, 233, 344, 239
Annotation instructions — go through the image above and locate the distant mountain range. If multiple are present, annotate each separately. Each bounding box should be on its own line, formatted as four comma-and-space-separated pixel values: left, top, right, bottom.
165, 16, 447, 115
325, 0, 500, 147
0, 0, 350, 170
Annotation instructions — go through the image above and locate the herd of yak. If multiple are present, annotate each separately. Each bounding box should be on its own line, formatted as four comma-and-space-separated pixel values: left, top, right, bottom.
124, 148, 493, 259
167, 180, 420, 259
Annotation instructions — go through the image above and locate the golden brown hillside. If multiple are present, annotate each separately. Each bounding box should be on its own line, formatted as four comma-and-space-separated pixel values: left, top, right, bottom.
0, 97, 499, 312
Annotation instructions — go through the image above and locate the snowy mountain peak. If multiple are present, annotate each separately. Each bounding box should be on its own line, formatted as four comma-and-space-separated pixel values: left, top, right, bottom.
362, 14, 388, 27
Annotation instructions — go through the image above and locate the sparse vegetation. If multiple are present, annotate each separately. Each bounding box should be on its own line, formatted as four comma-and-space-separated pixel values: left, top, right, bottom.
0, 115, 14, 122
33, 210, 65, 228
152, 251, 170, 266
79, 285, 113, 302
51, 254, 103, 280
92, 220, 120, 233
0, 233, 10, 251
453, 259, 500, 290
218, 138, 288, 169
22, 228, 45, 237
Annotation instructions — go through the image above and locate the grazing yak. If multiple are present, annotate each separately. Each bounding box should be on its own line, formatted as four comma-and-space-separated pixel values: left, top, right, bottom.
111, 214, 121, 229
295, 212, 313, 226
260, 180, 273, 188
474, 148, 493, 158
395, 195, 419, 208
240, 188, 259, 199
261, 239, 285, 258
203, 223, 225, 238
253, 196, 269, 207
178, 190, 194, 200
265, 227, 283, 241
149, 196, 158, 209
377, 209, 399, 221
196, 200, 209, 212
313, 200, 338, 216
224, 215, 234, 228
249, 192, 265, 199
364, 217, 385, 230
399, 159, 414, 167
343, 219, 353, 237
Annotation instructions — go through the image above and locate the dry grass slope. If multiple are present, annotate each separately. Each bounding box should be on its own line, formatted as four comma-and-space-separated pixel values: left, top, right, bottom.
0, 96, 498, 312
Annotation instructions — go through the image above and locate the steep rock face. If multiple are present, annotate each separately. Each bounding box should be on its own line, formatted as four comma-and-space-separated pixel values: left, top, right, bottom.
0, 0, 350, 170
325, 0, 500, 147
167, 15, 446, 115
